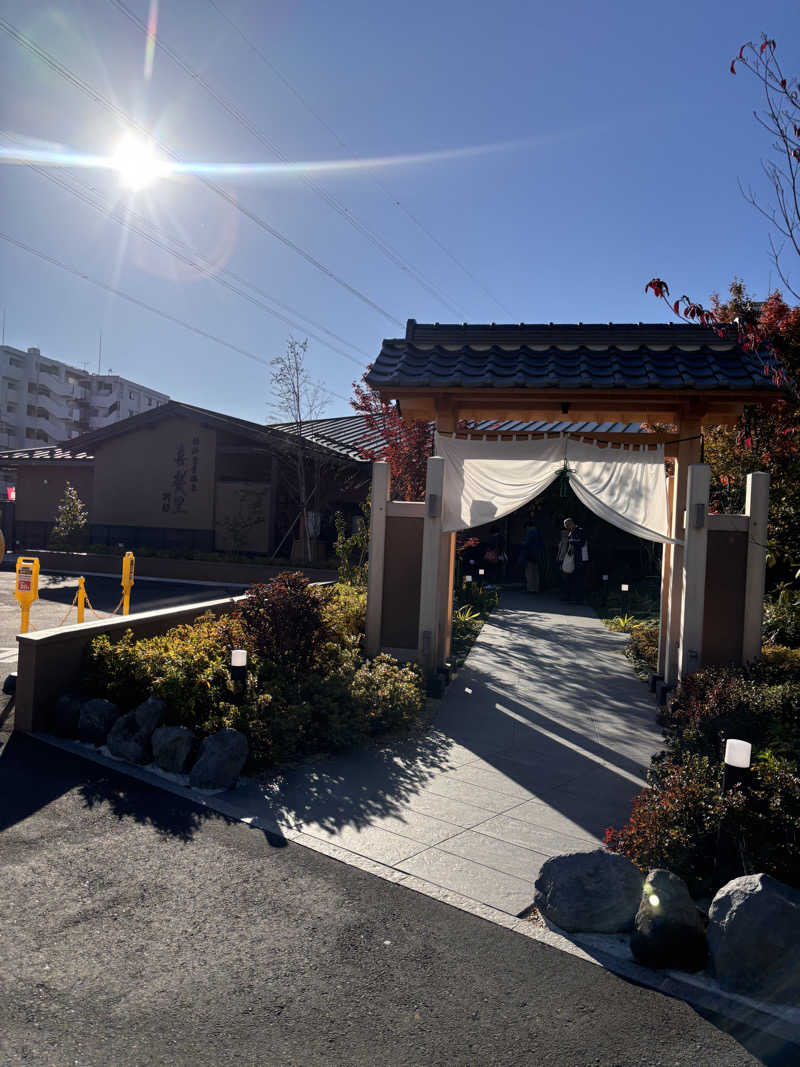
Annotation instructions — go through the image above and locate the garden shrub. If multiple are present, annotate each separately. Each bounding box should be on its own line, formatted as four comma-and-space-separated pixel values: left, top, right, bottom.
763, 586, 800, 648
606, 753, 800, 897
83, 574, 425, 771
761, 644, 800, 670
661, 663, 800, 766
235, 572, 327, 668
85, 616, 238, 734
319, 583, 366, 640
350, 654, 425, 734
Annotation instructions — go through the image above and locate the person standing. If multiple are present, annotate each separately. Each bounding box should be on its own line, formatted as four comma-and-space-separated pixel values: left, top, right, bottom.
561, 517, 587, 603
519, 524, 544, 593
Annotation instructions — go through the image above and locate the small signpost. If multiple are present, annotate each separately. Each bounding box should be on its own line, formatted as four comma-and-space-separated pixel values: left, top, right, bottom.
14, 556, 40, 634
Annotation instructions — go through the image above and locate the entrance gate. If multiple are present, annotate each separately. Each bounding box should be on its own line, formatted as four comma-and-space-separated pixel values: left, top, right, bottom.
362, 320, 784, 687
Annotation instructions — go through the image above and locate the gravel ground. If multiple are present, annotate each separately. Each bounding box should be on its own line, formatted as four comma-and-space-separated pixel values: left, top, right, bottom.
0, 729, 788, 1066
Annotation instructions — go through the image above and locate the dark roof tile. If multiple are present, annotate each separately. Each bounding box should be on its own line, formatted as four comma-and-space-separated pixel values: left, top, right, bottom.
367, 322, 782, 393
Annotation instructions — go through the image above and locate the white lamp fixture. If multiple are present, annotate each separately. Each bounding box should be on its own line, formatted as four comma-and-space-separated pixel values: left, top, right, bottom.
621, 584, 629, 592
231, 649, 247, 685
465, 575, 473, 584
723, 737, 751, 791
724, 739, 751, 769
478, 569, 485, 576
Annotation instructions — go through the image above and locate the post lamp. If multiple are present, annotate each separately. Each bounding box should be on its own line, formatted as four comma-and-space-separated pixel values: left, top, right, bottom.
723, 739, 751, 792
231, 649, 248, 686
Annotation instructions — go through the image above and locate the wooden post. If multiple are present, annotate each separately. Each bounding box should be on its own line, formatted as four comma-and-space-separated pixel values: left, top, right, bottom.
365, 461, 390, 657
678, 463, 710, 678
742, 471, 770, 663
418, 456, 445, 674
664, 420, 702, 684
657, 472, 674, 676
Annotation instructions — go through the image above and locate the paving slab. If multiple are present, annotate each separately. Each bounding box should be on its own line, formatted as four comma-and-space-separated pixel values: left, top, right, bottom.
243, 591, 665, 916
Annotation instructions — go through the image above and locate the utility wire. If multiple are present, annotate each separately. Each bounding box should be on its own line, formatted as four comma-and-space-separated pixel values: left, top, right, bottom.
107, 0, 468, 318
0, 228, 349, 402
205, 0, 514, 318
0, 14, 403, 328
14, 148, 366, 365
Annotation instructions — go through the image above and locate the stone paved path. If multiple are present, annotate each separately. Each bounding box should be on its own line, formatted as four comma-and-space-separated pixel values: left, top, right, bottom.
244, 591, 665, 917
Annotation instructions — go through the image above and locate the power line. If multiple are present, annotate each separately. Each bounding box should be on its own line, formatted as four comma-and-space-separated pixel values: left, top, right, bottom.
16, 150, 366, 366
0, 228, 349, 402
205, 0, 514, 318
107, 0, 468, 318
0, 13, 403, 328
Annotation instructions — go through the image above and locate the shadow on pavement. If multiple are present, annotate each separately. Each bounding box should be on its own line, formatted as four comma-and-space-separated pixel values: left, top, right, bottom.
0, 732, 286, 847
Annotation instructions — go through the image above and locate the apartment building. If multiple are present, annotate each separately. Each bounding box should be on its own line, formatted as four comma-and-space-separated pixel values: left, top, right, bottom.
0, 344, 169, 491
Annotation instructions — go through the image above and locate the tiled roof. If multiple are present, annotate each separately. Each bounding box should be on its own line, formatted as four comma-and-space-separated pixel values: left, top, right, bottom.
366, 321, 781, 392
0, 445, 94, 463
269, 415, 376, 461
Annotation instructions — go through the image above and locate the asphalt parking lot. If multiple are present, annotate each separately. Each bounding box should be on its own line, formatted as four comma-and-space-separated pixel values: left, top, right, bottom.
0, 566, 242, 668
1, 731, 783, 1067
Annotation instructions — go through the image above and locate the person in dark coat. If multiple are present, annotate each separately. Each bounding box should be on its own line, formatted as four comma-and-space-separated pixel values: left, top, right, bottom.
562, 517, 587, 603
518, 524, 544, 593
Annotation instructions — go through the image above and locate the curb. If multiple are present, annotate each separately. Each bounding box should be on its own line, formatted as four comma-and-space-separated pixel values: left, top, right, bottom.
31, 730, 800, 1046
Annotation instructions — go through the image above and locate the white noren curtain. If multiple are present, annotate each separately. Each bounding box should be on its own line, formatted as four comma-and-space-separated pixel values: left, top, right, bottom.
435, 433, 677, 543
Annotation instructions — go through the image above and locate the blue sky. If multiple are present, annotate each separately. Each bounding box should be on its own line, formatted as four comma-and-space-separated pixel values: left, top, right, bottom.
1, 0, 798, 423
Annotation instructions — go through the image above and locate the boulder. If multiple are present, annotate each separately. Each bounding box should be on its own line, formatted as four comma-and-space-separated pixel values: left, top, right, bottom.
106, 697, 165, 764
78, 698, 121, 746
630, 869, 707, 971
707, 874, 800, 1004
50, 694, 82, 738
152, 725, 195, 774
533, 849, 644, 933
189, 729, 248, 791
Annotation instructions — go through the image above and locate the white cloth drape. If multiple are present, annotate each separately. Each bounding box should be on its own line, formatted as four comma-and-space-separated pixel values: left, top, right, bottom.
435, 433, 677, 543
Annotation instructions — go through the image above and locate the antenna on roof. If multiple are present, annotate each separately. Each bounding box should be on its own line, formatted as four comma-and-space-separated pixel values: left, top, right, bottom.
1, 307, 5, 346
97, 332, 102, 375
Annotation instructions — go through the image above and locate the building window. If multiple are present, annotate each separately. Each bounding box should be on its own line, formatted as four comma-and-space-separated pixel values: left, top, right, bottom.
7, 381, 16, 390
25, 427, 35, 439
97, 382, 113, 394
26, 404, 36, 416
129, 390, 135, 399
38, 384, 50, 397
128, 409, 134, 417
9, 356, 25, 369
27, 382, 37, 394
147, 397, 152, 406
7, 402, 16, 413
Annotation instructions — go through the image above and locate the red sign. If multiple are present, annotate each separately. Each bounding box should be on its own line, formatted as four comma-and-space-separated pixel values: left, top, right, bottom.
6, 487, 15, 501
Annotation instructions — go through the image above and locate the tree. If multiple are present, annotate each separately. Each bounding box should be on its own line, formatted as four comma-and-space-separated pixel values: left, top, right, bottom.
646, 277, 800, 586
269, 338, 327, 561
351, 374, 433, 501
49, 482, 89, 550
730, 36, 800, 300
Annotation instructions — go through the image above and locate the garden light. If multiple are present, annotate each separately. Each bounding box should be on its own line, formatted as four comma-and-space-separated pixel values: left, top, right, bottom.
231, 649, 248, 685
465, 575, 473, 584
478, 569, 485, 575
620, 583, 629, 592
723, 738, 751, 792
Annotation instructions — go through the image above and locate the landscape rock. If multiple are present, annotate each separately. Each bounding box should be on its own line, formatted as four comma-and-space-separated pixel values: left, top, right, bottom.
106, 697, 165, 764
533, 849, 644, 933
50, 694, 82, 738
189, 728, 248, 791
152, 725, 195, 774
707, 874, 800, 1004
78, 698, 121, 746
630, 869, 707, 971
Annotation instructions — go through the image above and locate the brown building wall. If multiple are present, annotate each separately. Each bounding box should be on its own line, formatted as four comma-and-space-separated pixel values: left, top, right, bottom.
92, 417, 217, 530
702, 529, 747, 666
15, 465, 95, 522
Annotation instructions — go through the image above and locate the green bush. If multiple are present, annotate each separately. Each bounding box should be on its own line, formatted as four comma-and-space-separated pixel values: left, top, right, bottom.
763, 585, 800, 648
350, 654, 425, 734
605, 753, 800, 897
319, 583, 367, 640
84, 615, 240, 734
83, 574, 425, 771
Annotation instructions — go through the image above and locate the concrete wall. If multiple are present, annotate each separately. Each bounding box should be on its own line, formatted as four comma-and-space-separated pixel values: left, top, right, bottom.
92, 417, 216, 529
15, 465, 95, 522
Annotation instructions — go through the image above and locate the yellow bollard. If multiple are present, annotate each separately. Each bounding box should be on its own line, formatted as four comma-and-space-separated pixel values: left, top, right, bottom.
14, 556, 40, 634
77, 576, 86, 624
121, 551, 135, 615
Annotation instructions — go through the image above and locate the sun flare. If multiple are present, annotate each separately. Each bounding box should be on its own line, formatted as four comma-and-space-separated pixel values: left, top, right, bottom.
111, 134, 168, 190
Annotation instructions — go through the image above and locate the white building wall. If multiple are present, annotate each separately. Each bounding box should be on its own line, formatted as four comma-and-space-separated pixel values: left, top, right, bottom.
0, 345, 169, 485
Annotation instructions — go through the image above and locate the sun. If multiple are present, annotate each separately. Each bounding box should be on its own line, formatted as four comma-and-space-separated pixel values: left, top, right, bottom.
111, 133, 168, 190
